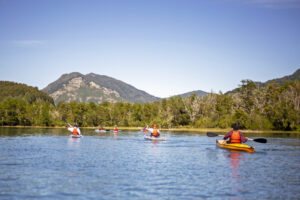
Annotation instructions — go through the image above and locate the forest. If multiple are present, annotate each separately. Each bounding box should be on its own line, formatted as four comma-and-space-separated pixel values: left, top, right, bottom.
0, 80, 299, 131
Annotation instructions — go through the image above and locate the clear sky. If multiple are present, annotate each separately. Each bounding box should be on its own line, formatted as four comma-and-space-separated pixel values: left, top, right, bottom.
0, 0, 299, 98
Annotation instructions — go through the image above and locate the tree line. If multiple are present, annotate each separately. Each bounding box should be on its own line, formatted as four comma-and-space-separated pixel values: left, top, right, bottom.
0, 80, 299, 131
0, 81, 54, 104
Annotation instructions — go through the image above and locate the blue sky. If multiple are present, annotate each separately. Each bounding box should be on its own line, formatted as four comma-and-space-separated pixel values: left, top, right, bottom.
0, 0, 299, 98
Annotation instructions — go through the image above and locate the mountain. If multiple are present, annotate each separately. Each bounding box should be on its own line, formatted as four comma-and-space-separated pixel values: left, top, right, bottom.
0, 81, 54, 104
42, 72, 161, 104
262, 68, 300, 86
226, 68, 300, 94
172, 90, 209, 98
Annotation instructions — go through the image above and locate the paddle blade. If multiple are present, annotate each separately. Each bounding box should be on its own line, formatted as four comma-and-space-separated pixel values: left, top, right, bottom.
62, 118, 71, 127
253, 138, 267, 143
207, 132, 219, 137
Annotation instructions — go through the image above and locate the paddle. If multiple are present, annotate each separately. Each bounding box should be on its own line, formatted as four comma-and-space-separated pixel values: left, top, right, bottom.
207, 132, 267, 143
62, 119, 72, 127
96, 129, 111, 132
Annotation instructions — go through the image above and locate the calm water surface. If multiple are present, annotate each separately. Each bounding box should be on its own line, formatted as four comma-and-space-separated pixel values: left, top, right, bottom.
0, 128, 300, 200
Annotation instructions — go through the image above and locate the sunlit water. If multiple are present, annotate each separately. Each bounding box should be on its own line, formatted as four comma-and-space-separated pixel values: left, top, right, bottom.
0, 128, 300, 200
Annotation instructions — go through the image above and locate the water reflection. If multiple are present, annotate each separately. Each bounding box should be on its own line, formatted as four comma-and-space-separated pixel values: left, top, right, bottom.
113, 134, 118, 140
150, 140, 159, 151
228, 151, 243, 179
67, 137, 81, 149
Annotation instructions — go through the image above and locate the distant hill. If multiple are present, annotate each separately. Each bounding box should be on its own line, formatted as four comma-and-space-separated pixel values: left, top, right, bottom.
0, 81, 54, 104
226, 68, 300, 94
262, 68, 300, 86
43, 72, 161, 104
172, 90, 209, 98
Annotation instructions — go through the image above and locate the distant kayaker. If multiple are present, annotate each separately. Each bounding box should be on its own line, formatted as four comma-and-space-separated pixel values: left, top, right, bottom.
223, 123, 247, 143
149, 124, 160, 137
114, 125, 118, 132
68, 124, 81, 136
99, 125, 104, 131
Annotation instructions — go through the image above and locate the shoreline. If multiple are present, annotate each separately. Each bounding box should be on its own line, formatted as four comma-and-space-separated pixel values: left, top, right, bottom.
1, 126, 300, 134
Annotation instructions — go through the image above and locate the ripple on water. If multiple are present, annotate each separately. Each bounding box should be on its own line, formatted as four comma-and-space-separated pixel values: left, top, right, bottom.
0, 129, 299, 199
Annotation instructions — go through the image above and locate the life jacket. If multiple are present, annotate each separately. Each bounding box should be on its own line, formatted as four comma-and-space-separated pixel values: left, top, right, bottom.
114, 127, 118, 131
230, 131, 241, 143
152, 128, 159, 137
72, 128, 79, 135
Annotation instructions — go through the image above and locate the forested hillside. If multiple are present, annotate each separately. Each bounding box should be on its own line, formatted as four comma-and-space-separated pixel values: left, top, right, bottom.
1, 79, 299, 131
263, 68, 300, 86
227, 68, 300, 94
0, 81, 54, 104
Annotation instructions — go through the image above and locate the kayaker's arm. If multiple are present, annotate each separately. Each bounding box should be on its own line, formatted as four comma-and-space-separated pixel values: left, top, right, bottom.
148, 128, 153, 133
223, 131, 232, 140
68, 127, 74, 132
239, 132, 248, 143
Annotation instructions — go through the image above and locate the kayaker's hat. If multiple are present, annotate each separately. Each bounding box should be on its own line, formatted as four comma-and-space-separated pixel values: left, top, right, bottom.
153, 124, 157, 128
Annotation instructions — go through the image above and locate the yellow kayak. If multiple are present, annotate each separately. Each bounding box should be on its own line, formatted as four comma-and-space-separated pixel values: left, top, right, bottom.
216, 140, 255, 153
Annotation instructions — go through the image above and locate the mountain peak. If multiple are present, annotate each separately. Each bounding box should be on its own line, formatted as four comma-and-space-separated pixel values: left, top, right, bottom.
61, 72, 83, 78
86, 72, 97, 77
43, 72, 160, 104
171, 90, 209, 98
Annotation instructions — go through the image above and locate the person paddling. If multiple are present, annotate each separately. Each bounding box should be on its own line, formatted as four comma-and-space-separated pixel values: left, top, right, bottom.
114, 125, 118, 132
149, 124, 160, 137
223, 123, 247, 144
99, 125, 104, 131
68, 124, 81, 136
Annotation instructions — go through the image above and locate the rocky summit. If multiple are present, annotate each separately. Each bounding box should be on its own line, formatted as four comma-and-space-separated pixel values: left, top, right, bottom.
42, 72, 160, 104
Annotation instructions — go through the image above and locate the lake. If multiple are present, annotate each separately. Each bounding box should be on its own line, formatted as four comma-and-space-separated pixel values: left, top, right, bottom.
0, 128, 300, 200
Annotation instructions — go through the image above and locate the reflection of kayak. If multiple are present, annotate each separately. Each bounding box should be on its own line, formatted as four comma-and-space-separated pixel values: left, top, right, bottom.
144, 135, 166, 141
113, 131, 118, 135
216, 140, 254, 153
70, 134, 82, 138
95, 129, 106, 133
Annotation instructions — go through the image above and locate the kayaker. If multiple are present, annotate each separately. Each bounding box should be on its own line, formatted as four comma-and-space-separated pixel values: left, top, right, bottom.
99, 125, 104, 131
68, 124, 81, 136
223, 123, 247, 143
114, 125, 118, 132
149, 124, 160, 137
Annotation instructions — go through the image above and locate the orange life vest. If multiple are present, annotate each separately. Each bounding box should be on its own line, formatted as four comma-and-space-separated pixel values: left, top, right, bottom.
152, 128, 159, 137
72, 128, 79, 135
230, 131, 241, 143
114, 127, 118, 131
